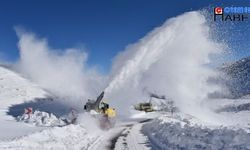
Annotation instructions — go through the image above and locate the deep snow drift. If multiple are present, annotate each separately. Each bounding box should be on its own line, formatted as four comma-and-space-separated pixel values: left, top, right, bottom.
143, 114, 250, 150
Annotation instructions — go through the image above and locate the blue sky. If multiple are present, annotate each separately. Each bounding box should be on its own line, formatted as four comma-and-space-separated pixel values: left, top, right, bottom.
0, 0, 249, 72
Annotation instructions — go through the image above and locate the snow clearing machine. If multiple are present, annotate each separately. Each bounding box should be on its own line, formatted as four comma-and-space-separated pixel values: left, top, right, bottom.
134, 92, 178, 114
134, 102, 154, 112
84, 91, 116, 129
134, 93, 166, 113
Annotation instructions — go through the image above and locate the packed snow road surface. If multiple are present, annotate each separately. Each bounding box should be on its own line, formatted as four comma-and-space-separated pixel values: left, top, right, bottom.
88, 119, 152, 150
114, 122, 151, 150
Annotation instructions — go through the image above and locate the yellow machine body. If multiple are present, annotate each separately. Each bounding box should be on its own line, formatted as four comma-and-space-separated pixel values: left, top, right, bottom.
104, 108, 116, 118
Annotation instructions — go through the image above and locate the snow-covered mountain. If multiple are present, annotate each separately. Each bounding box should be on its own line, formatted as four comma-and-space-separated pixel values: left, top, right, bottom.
0, 66, 48, 140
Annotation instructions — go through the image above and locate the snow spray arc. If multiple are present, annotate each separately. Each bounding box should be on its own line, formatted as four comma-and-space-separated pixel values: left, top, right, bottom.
105, 11, 224, 122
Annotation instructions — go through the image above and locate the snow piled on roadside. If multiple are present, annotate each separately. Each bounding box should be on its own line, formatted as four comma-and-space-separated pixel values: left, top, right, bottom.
142, 115, 250, 150
0, 124, 100, 150
17, 110, 66, 127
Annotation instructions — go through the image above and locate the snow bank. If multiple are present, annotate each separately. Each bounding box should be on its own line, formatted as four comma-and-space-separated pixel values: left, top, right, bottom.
17, 110, 66, 127
143, 117, 250, 150
0, 124, 100, 150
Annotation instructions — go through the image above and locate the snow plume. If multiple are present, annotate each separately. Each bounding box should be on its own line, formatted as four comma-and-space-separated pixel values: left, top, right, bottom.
15, 28, 105, 108
106, 11, 224, 121
13, 11, 226, 123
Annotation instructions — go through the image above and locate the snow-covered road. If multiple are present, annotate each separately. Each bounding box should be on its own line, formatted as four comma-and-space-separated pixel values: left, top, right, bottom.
88, 120, 152, 150
114, 122, 151, 150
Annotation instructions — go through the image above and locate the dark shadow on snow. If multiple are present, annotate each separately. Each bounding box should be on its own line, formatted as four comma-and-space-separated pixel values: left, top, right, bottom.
7, 97, 71, 118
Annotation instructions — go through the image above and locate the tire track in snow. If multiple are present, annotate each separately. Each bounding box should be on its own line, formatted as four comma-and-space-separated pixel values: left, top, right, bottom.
113, 119, 152, 150
87, 119, 153, 150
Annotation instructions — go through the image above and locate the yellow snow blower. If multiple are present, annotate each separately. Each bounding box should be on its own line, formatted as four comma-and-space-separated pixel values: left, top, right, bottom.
134, 102, 154, 112
84, 91, 116, 128
134, 92, 166, 113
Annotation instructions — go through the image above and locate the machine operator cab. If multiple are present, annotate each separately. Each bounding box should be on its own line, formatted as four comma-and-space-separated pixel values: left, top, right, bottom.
100, 101, 116, 118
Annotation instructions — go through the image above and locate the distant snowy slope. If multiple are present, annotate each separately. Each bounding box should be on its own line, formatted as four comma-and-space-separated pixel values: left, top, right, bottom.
0, 66, 48, 140
0, 66, 47, 106
221, 56, 250, 98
